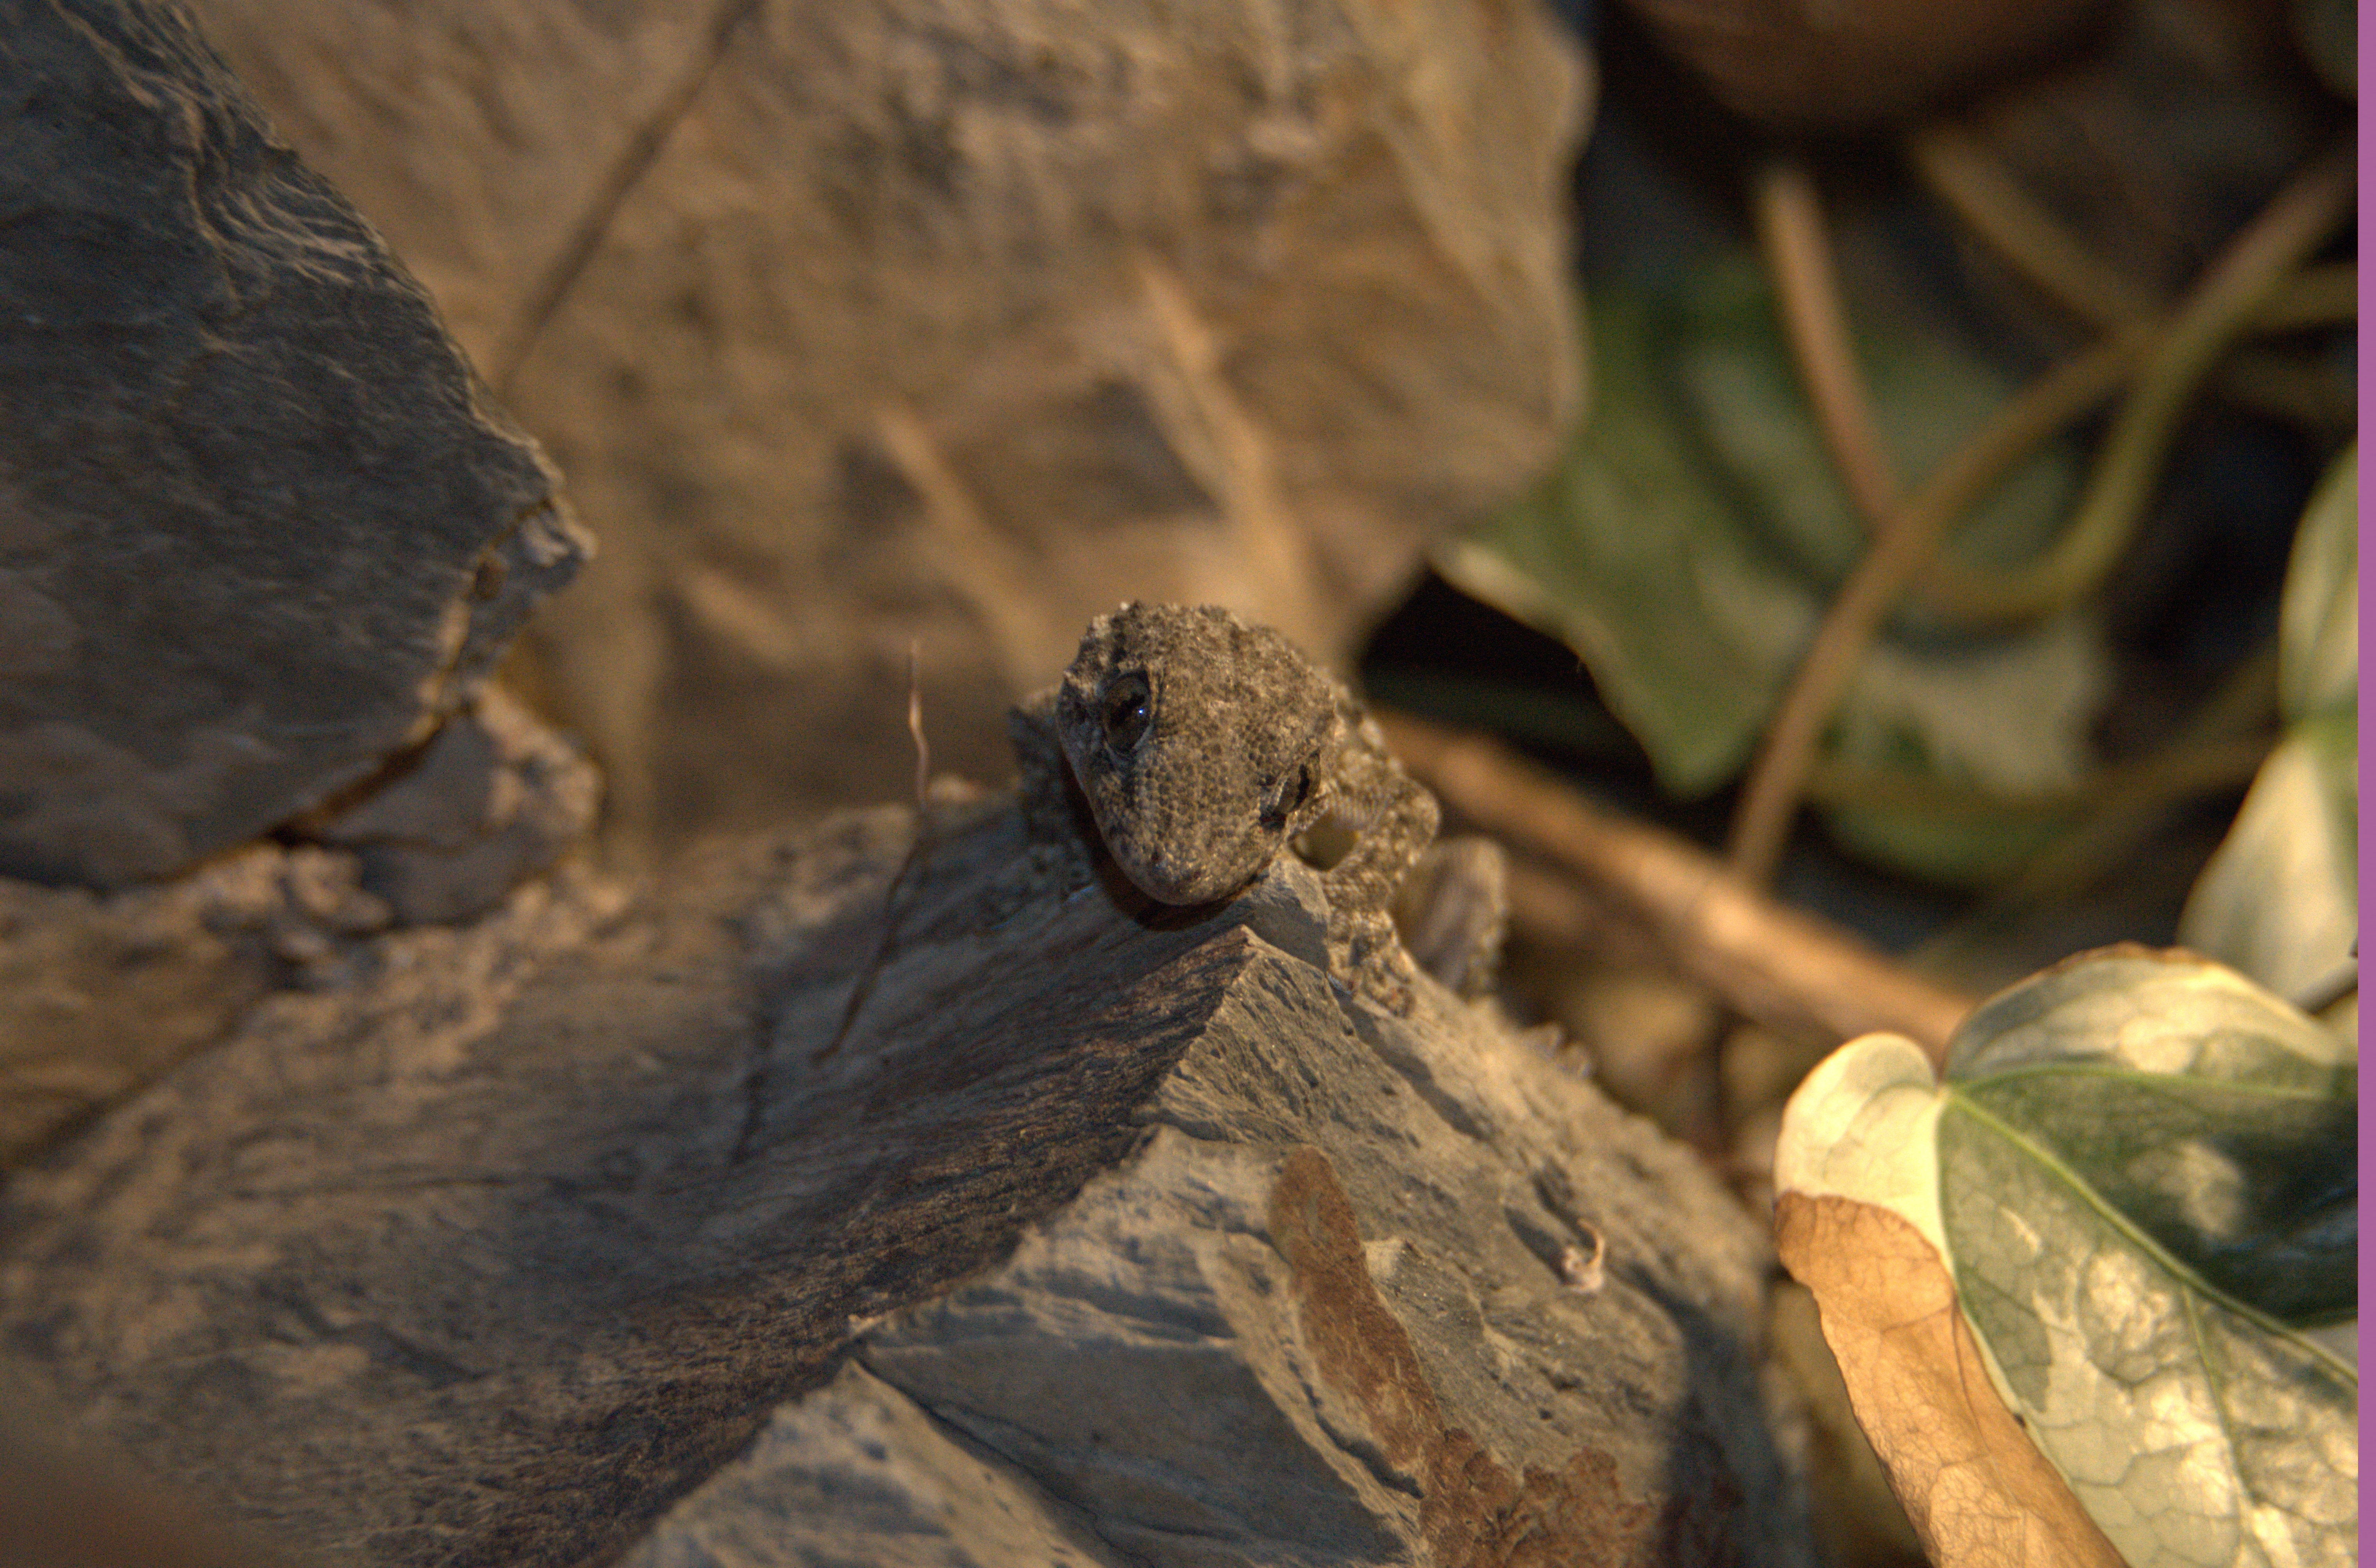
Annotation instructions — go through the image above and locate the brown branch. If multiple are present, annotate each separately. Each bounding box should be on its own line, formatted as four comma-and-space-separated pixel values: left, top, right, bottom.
1379, 712, 1974, 1060
1754, 158, 1902, 531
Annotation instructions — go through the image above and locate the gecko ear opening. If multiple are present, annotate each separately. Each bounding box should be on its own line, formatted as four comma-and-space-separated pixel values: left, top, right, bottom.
1100, 670, 1154, 756
1260, 763, 1315, 834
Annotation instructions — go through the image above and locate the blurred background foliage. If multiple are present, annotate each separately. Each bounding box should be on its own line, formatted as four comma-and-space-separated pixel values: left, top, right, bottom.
1357, 8, 2354, 1554
1367, 0, 2353, 1018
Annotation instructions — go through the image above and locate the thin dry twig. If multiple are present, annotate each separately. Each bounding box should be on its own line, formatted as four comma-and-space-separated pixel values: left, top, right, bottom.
1379, 711, 1974, 1060
1754, 158, 1902, 532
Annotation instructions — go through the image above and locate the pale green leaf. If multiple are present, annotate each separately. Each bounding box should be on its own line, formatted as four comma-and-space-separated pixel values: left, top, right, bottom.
2279, 445, 2356, 723
1778, 949, 2358, 1568
2179, 712, 2358, 1007
2180, 448, 2358, 1005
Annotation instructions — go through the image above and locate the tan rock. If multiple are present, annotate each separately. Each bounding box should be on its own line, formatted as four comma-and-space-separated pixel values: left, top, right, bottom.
186, 0, 1590, 850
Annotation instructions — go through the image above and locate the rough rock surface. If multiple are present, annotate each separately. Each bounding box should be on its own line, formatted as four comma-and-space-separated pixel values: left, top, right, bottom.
181, 0, 1589, 850
306, 687, 603, 926
0, 792, 1811, 1568
0, 844, 393, 1166
0, 0, 588, 888
0, 688, 599, 1170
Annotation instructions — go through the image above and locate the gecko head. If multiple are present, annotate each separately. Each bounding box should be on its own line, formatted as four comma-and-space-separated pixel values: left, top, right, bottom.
1055, 602, 1336, 905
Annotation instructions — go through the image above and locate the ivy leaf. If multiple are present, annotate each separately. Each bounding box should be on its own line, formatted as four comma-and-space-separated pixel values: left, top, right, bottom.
1778, 947, 2357, 1568
2180, 446, 2357, 1006
2277, 444, 2356, 725
1434, 283, 1797, 795
1439, 261, 2105, 882
1943, 947, 2356, 1324
2179, 712, 2358, 1008
1774, 1190, 2129, 1568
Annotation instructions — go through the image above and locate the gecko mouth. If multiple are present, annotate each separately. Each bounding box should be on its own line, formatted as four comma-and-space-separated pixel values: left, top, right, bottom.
1121, 845, 1245, 907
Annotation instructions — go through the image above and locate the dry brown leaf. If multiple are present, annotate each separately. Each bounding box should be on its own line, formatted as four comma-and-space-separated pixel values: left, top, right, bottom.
1773, 1192, 2127, 1568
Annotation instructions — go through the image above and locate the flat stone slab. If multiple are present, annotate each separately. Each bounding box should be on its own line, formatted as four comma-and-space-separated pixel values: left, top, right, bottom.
0, 795, 1811, 1567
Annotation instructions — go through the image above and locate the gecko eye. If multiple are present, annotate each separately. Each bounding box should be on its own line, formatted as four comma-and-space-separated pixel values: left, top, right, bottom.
1100, 671, 1153, 755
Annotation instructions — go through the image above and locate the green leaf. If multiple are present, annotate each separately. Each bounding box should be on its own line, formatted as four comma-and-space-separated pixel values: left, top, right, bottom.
2179, 712, 2358, 1007
2279, 445, 2356, 723
1819, 614, 2104, 884
1778, 949, 2358, 1568
1944, 948, 2356, 1324
1435, 285, 1798, 794
1439, 261, 2106, 882
2180, 448, 2358, 1006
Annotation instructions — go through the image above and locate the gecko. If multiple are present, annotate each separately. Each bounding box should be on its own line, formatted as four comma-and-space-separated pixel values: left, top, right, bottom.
1009, 601, 1446, 1014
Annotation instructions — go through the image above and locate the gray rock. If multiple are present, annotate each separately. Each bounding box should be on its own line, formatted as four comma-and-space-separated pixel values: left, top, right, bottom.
181, 0, 1588, 852
0, 798, 1810, 1568
0, 843, 393, 1165
0, 0, 587, 889
307, 687, 602, 925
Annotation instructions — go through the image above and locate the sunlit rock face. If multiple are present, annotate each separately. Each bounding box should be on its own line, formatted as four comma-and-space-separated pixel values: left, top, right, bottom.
183, 0, 1589, 851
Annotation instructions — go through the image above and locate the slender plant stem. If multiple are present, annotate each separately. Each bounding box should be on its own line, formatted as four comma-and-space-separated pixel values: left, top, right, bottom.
1909, 115, 2355, 433
1918, 147, 2355, 627
1725, 145, 2352, 891
1754, 157, 1901, 531
2254, 262, 2358, 329
1906, 123, 2159, 328
1910, 125, 2358, 340
2219, 352, 2356, 432
1725, 330, 2149, 887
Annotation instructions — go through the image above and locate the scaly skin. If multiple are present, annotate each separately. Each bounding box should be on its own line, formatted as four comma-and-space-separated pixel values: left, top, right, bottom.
1010, 602, 1439, 1013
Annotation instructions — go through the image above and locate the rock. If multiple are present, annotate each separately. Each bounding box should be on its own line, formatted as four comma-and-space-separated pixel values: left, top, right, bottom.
306, 687, 602, 925
0, 685, 595, 1171
1614, 0, 2109, 129
0, 0, 588, 889
180, 0, 1589, 851
0, 845, 394, 1166
0, 795, 1811, 1567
